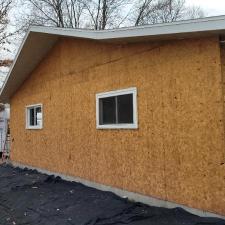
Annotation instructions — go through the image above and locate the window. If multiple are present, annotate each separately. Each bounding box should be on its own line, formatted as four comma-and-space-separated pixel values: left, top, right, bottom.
26, 104, 43, 129
96, 88, 138, 129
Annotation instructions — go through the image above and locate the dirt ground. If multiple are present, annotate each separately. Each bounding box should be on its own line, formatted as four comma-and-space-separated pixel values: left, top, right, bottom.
0, 164, 224, 225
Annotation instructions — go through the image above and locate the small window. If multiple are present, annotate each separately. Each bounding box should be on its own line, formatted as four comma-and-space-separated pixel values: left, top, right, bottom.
26, 104, 43, 129
96, 88, 138, 129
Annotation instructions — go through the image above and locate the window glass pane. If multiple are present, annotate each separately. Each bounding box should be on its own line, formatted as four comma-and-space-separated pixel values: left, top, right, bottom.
27, 106, 42, 127
29, 108, 35, 126
99, 97, 116, 125
36, 107, 42, 126
117, 94, 133, 124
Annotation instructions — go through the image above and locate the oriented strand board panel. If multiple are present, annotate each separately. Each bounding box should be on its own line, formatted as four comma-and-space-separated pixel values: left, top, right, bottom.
10, 36, 225, 215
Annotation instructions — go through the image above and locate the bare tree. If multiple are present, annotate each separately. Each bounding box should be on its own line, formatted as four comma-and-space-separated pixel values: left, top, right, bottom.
17, 0, 205, 32
83, 0, 131, 30
133, 0, 205, 26
185, 5, 205, 19
22, 0, 131, 30
0, 58, 13, 86
134, 0, 164, 26
0, 0, 15, 87
155, 0, 186, 23
23, 0, 86, 28
0, 0, 13, 51
65, 0, 85, 28
0, 59, 13, 67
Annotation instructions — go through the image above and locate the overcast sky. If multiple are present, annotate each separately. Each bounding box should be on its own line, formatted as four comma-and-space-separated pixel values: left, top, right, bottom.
187, 0, 225, 16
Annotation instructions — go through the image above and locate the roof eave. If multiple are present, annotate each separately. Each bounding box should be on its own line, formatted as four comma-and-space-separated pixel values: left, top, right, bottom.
1, 15, 225, 103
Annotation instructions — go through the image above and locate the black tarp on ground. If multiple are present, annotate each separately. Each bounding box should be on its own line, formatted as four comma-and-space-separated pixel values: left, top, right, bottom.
0, 164, 224, 225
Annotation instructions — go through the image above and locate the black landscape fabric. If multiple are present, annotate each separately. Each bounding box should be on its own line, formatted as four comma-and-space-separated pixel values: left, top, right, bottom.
0, 164, 224, 225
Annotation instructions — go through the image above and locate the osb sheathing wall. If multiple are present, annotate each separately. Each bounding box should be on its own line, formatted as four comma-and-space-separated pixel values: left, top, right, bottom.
10, 36, 225, 215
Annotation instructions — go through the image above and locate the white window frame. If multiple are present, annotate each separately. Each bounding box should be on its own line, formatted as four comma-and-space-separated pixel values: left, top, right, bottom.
26, 104, 43, 130
96, 87, 138, 129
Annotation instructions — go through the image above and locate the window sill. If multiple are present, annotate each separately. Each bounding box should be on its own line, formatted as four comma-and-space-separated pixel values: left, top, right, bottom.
26, 126, 43, 130
97, 124, 138, 130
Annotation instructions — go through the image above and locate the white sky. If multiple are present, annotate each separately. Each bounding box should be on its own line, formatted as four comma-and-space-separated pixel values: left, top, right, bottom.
187, 0, 225, 16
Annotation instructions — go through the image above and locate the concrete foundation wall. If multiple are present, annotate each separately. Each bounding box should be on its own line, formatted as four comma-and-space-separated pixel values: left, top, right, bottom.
10, 36, 225, 215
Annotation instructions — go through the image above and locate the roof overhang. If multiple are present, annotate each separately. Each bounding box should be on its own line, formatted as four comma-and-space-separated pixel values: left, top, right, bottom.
2, 15, 225, 103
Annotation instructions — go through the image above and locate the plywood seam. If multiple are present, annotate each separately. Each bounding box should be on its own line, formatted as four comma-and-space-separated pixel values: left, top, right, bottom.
60, 43, 168, 78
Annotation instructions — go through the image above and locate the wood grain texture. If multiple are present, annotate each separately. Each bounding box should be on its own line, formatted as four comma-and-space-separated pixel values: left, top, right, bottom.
10, 36, 225, 215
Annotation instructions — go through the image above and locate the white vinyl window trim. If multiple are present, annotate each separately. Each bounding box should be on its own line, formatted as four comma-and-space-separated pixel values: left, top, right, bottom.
26, 104, 43, 130
96, 87, 138, 129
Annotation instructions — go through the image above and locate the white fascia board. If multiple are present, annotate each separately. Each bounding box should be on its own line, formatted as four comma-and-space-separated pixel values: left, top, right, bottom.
29, 15, 225, 41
